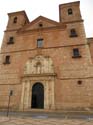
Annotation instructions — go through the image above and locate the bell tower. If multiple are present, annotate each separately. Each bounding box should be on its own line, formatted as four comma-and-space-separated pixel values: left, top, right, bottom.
59, 1, 87, 44
1, 11, 29, 52
59, 1, 92, 65
6, 11, 29, 30
59, 1, 82, 23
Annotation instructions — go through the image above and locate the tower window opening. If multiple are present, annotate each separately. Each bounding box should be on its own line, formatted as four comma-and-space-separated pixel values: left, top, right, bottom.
68, 8, 73, 15
72, 48, 81, 58
70, 29, 78, 37
3, 55, 10, 64
7, 37, 14, 44
13, 17, 17, 23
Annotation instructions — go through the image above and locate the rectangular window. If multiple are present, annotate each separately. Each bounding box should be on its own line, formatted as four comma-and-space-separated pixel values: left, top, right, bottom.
3, 56, 10, 64
13, 17, 17, 23
70, 29, 77, 37
7, 37, 14, 44
37, 38, 43, 48
72, 48, 81, 58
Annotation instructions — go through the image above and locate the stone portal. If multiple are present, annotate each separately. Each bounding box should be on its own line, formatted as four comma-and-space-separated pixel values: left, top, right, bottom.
20, 55, 56, 111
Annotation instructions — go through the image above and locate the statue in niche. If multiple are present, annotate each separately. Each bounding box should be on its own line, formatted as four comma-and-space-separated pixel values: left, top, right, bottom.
35, 61, 42, 74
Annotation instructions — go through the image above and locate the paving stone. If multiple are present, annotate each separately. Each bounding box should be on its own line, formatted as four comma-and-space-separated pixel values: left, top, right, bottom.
0, 116, 93, 125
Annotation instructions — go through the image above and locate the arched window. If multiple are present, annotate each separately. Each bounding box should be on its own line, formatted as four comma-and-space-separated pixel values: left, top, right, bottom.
68, 8, 73, 15
13, 17, 17, 23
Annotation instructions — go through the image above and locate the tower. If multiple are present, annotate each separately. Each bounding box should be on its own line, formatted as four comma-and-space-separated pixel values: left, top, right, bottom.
59, 1, 82, 23
1, 11, 29, 51
59, 1, 91, 64
59, 1, 84, 39
7, 11, 29, 30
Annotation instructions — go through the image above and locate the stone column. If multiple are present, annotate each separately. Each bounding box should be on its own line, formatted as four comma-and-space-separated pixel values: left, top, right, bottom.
51, 79, 55, 109
44, 81, 49, 109
48, 78, 55, 110
28, 80, 32, 109
24, 80, 30, 110
20, 81, 25, 111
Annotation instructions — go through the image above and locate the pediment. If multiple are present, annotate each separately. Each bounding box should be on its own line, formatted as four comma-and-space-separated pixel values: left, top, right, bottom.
19, 16, 59, 32
24, 55, 54, 75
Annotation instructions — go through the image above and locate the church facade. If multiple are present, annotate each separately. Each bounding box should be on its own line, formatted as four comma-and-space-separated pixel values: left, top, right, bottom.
0, 1, 93, 111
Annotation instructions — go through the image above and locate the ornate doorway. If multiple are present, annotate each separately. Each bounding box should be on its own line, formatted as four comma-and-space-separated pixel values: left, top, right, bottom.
20, 55, 55, 110
31, 82, 44, 109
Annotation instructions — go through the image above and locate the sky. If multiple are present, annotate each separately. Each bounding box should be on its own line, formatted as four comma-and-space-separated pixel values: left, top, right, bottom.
0, 0, 93, 47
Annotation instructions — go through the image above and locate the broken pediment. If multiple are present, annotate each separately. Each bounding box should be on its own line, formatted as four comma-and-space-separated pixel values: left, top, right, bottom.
24, 55, 54, 75
18, 16, 60, 32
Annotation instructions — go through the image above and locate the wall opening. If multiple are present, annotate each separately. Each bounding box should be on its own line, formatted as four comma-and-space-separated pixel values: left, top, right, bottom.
31, 82, 44, 109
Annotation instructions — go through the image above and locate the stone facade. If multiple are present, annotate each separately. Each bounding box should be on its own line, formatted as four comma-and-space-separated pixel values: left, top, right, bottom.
0, 1, 93, 111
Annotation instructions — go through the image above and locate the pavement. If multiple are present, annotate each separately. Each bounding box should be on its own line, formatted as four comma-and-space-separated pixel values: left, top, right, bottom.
0, 111, 93, 125
0, 116, 93, 125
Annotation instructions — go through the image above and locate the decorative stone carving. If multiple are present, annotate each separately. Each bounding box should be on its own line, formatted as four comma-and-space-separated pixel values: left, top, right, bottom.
24, 55, 54, 74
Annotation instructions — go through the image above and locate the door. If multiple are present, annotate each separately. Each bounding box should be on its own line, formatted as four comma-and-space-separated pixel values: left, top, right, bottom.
31, 82, 44, 109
